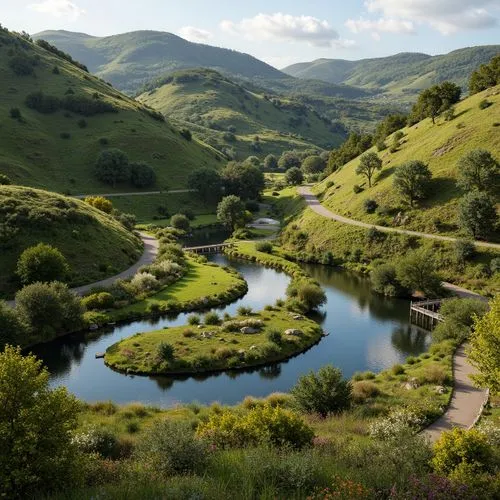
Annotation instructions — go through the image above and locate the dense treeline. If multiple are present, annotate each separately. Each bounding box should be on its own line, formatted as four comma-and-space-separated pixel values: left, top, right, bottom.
469, 54, 500, 95
35, 38, 88, 72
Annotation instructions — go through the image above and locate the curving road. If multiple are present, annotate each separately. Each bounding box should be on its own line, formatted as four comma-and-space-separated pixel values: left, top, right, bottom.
5, 232, 158, 307
423, 345, 489, 442
298, 186, 500, 250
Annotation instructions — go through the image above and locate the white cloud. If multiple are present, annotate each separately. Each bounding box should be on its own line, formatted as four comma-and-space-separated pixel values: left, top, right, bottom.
28, 0, 85, 21
178, 26, 213, 43
365, 0, 498, 34
220, 12, 345, 48
345, 17, 415, 36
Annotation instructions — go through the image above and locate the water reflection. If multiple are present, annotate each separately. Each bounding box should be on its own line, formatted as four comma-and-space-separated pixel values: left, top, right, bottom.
31, 256, 430, 406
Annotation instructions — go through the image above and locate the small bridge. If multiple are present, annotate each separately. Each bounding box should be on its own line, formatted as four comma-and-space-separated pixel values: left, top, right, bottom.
410, 299, 443, 330
183, 243, 234, 254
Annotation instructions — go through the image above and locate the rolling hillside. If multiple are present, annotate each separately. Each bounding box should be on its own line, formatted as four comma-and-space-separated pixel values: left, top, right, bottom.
0, 185, 142, 298
284, 46, 500, 103
138, 69, 347, 157
32, 30, 372, 101
313, 85, 500, 238
0, 28, 221, 194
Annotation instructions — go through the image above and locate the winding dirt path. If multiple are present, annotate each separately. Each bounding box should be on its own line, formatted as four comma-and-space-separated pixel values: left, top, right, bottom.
5, 232, 158, 307
423, 345, 489, 442
298, 186, 500, 250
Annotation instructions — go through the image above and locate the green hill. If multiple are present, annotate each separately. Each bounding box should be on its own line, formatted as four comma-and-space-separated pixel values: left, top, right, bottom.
284, 47, 500, 104
137, 69, 347, 157
313, 85, 500, 238
0, 28, 221, 194
0, 186, 142, 298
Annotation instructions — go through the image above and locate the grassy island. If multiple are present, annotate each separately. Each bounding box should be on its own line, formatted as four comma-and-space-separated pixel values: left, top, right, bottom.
105, 308, 323, 375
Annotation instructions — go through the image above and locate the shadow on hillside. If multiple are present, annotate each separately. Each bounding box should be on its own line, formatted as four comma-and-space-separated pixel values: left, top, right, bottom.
453, 108, 471, 120
427, 177, 460, 205
375, 166, 396, 184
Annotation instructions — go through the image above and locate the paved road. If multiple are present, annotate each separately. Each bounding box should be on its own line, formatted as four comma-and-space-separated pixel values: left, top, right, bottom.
423, 345, 489, 442
73, 189, 195, 199
298, 186, 500, 250
5, 232, 159, 307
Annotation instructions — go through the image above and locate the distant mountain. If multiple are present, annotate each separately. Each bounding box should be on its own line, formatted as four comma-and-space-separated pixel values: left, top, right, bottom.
138, 68, 348, 158
283, 46, 500, 100
32, 30, 371, 101
0, 28, 220, 193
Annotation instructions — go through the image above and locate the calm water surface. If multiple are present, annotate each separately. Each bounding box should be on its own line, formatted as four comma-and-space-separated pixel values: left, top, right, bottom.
31, 256, 429, 407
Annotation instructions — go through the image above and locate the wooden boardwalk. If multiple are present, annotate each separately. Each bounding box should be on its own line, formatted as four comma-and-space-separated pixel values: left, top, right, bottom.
183, 243, 234, 254
410, 299, 443, 330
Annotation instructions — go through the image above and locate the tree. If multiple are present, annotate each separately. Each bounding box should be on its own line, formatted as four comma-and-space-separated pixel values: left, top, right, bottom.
84, 196, 113, 214
393, 160, 432, 207
327, 133, 373, 173
0, 346, 80, 497
287, 280, 326, 312
469, 55, 500, 95
216, 195, 246, 231
15, 282, 83, 342
456, 149, 499, 194
409, 82, 461, 125
301, 155, 325, 174
245, 156, 260, 167
291, 365, 351, 417
187, 167, 222, 203
0, 174, 11, 185
16, 243, 69, 285
356, 152, 382, 188
94, 148, 130, 187
130, 161, 156, 188
397, 248, 442, 297
170, 213, 190, 232
278, 151, 301, 170
285, 167, 303, 186
371, 263, 409, 297
458, 191, 497, 239
0, 301, 26, 348
221, 162, 265, 200
468, 295, 500, 394
264, 154, 278, 170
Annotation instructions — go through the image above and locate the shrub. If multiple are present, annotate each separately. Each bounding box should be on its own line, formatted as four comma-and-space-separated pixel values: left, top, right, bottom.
9, 53, 36, 76
130, 161, 156, 188
454, 240, 475, 264
72, 426, 120, 458
422, 364, 449, 385
0, 346, 80, 498
392, 364, 405, 375
204, 311, 221, 325
180, 128, 192, 140
196, 404, 314, 449
370, 408, 424, 441
267, 329, 282, 345
0, 174, 11, 185
353, 184, 363, 194
16, 243, 69, 285
130, 272, 160, 294
364, 199, 378, 213
371, 263, 408, 297
94, 149, 130, 187
255, 241, 273, 253
285, 167, 303, 186
15, 282, 83, 341
490, 257, 500, 274
432, 428, 495, 476
291, 365, 351, 417
0, 300, 27, 348
157, 342, 175, 361
170, 213, 190, 231
84, 196, 113, 214
135, 420, 209, 477
479, 99, 492, 109
9, 107, 21, 119
77, 118, 87, 128
352, 381, 380, 401
60, 132, 71, 139
81, 292, 114, 311
187, 314, 200, 325
237, 306, 253, 316
287, 280, 326, 313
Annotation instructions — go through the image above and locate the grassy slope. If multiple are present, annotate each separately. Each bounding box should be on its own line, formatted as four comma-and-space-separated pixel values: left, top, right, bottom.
0, 30, 221, 194
314, 86, 500, 238
138, 69, 345, 157
105, 308, 322, 375
284, 46, 500, 103
0, 186, 142, 298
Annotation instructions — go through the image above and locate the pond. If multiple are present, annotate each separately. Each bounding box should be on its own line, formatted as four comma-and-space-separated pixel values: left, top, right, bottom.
31, 255, 430, 407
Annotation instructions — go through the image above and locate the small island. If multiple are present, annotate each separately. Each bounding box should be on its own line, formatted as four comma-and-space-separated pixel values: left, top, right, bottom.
105, 308, 324, 375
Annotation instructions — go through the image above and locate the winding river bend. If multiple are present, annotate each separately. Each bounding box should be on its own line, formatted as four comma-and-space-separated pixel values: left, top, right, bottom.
31, 255, 430, 407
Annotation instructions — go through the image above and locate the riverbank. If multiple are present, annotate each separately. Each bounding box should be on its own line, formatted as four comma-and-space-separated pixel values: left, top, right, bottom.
104, 308, 324, 376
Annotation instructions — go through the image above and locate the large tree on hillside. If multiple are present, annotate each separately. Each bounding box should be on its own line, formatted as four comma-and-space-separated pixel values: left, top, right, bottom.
469, 55, 500, 95
409, 82, 461, 124
355, 152, 382, 188
187, 167, 222, 203
216, 195, 246, 231
221, 162, 264, 200
393, 160, 432, 207
301, 155, 325, 174
458, 191, 497, 239
456, 149, 499, 195
467, 295, 500, 394
94, 148, 130, 187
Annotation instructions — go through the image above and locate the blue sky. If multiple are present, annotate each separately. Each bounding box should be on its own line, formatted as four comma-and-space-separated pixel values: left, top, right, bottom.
3, 0, 500, 67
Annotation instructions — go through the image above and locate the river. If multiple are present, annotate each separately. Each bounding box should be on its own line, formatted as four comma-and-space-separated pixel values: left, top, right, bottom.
30, 255, 429, 407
